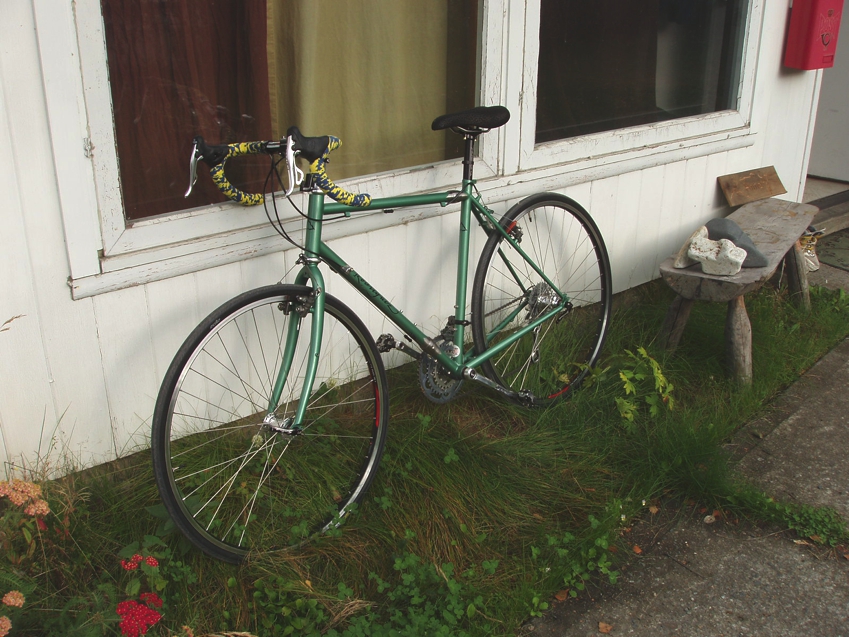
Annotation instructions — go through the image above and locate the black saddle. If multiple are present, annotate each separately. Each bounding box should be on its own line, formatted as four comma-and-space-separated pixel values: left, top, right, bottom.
432, 106, 510, 134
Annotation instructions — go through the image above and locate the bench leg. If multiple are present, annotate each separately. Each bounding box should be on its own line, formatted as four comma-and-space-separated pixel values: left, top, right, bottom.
725, 296, 752, 386
658, 295, 694, 351
784, 240, 811, 312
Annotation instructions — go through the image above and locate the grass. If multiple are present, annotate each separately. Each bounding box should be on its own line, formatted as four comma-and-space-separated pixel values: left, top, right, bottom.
3, 281, 849, 636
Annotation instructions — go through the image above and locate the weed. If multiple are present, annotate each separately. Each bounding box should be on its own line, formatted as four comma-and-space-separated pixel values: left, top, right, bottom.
729, 488, 849, 546
250, 575, 329, 636
332, 550, 491, 637
614, 347, 674, 429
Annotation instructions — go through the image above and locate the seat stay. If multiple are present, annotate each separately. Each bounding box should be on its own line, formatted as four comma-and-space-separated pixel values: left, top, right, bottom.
471, 199, 568, 302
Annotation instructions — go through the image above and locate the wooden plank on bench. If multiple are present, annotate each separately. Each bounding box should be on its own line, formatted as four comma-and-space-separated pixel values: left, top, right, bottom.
717, 166, 787, 207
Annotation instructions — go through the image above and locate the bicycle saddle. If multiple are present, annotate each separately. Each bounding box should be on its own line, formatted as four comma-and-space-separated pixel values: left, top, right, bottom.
432, 106, 510, 133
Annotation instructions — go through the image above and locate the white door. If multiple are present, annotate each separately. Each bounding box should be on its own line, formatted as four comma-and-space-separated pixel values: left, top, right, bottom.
808, 37, 849, 182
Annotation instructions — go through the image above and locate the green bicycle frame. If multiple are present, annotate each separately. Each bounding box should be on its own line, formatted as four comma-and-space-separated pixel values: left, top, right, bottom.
270, 179, 569, 425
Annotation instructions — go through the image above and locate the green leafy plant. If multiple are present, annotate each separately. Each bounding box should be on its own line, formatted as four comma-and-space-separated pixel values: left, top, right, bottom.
615, 347, 674, 429
251, 576, 328, 637
332, 551, 490, 637
525, 593, 548, 619
444, 448, 460, 464
540, 509, 621, 599
730, 490, 849, 547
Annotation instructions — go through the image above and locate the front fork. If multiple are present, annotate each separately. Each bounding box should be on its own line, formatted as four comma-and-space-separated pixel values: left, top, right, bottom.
265, 262, 326, 431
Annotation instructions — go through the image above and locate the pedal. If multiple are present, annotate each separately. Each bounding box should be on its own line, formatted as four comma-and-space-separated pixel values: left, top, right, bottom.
376, 334, 396, 353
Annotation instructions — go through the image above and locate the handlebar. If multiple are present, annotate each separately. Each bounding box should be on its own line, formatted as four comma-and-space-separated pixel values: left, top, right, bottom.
185, 129, 372, 208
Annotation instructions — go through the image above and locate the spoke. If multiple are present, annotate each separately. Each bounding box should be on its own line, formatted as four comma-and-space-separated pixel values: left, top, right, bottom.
218, 326, 268, 411
305, 394, 374, 422
189, 440, 261, 512
268, 305, 290, 409
176, 440, 264, 487
555, 245, 597, 293
249, 307, 277, 398
197, 433, 280, 533
493, 334, 522, 382
176, 382, 251, 426
170, 411, 254, 429
231, 436, 292, 546
170, 421, 261, 460
206, 339, 258, 407
189, 352, 266, 414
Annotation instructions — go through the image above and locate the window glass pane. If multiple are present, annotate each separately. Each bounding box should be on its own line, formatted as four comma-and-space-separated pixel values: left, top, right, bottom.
101, 0, 479, 222
536, 0, 748, 144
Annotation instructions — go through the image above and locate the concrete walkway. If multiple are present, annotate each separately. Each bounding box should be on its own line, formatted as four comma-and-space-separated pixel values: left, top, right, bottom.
525, 261, 849, 636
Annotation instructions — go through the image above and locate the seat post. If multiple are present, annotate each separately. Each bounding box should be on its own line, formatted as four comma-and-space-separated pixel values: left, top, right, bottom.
462, 133, 477, 182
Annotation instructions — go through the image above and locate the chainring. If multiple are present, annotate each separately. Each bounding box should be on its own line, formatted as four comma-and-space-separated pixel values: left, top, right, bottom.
419, 336, 464, 404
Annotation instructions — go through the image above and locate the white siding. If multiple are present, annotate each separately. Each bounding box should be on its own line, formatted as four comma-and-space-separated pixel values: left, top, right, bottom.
0, 0, 825, 472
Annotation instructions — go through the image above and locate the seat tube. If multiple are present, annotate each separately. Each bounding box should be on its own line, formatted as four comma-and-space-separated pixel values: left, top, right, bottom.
452, 181, 474, 360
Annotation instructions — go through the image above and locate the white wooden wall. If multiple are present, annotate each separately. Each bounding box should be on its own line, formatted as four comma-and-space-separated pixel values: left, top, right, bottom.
0, 0, 822, 474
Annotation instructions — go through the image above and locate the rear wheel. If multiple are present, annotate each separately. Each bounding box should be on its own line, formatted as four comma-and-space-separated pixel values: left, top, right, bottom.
152, 285, 388, 563
471, 193, 612, 405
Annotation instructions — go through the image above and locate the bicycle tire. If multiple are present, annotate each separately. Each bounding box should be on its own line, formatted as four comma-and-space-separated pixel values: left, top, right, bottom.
152, 285, 388, 563
471, 193, 612, 405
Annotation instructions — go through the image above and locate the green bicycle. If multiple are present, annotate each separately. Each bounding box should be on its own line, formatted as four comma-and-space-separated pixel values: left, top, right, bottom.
151, 106, 612, 563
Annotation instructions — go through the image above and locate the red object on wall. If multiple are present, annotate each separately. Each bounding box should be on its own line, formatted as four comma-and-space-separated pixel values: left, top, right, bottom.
784, 0, 844, 70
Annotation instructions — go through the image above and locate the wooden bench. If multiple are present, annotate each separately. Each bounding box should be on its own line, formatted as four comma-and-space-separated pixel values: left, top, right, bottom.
657, 198, 818, 385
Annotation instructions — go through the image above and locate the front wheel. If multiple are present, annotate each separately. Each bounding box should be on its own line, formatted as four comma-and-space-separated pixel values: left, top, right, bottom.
471, 193, 612, 405
151, 285, 389, 563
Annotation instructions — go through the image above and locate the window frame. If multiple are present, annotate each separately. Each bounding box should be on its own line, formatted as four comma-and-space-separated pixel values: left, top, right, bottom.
507, 0, 763, 176
41, 0, 762, 300
47, 0, 506, 298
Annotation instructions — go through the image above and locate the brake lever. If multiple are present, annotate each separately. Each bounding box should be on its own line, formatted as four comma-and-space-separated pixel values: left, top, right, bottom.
284, 135, 305, 197
185, 139, 201, 198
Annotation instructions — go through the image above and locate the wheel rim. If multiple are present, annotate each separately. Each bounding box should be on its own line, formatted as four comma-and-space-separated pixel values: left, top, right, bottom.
476, 199, 610, 403
160, 293, 384, 557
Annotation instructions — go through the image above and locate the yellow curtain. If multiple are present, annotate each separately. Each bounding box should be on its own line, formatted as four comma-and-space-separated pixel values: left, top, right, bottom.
267, 1, 452, 179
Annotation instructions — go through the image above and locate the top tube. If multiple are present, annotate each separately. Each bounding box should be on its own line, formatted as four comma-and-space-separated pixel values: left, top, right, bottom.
321, 191, 468, 216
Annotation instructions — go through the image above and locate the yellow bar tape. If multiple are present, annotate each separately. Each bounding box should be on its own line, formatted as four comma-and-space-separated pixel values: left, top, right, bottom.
208, 137, 371, 208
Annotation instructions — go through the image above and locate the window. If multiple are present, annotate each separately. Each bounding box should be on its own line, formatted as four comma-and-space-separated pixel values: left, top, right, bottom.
536, 0, 748, 143
45, 0, 760, 297
100, 0, 479, 221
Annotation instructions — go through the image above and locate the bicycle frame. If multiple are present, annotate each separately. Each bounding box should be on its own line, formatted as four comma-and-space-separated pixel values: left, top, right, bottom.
273, 179, 571, 425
